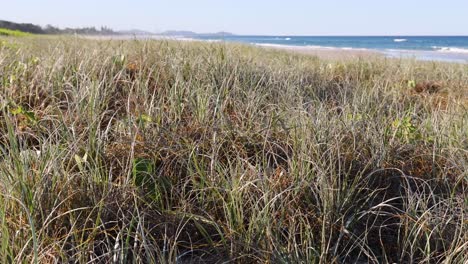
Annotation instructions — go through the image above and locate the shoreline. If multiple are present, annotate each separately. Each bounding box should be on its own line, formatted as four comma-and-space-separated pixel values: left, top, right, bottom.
83, 35, 468, 63
178, 37, 468, 63
256, 44, 468, 63
253, 43, 382, 60
246, 43, 468, 63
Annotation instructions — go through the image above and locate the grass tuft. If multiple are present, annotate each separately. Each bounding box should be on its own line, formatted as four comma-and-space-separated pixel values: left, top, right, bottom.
0, 37, 466, 263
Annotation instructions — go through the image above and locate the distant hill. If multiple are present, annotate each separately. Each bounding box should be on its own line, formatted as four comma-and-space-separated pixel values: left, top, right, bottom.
0, 20, 235, 38
200, 31, 235, 37
0, 19, 118, 35
160, 30, 235, 37
0, 20, 45, 34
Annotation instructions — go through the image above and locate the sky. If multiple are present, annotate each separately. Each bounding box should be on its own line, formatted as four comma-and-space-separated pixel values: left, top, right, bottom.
1, 0, 468, 35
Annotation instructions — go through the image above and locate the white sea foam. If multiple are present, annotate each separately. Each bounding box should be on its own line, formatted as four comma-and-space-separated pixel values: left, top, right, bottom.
383, 48, 468, 63
432, 46, 468, 54
305, 45, 335, 50
285, 37, 291, 40
394, 38, 407, 42
254, 43, 293, 48
255, 43, 314, 49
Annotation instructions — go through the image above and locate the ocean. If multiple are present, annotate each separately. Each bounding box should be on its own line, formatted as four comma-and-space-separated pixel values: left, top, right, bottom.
192, 35, 468, 63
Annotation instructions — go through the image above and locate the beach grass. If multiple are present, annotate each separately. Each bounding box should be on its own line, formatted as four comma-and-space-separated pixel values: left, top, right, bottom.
0, 28, 31, 37
0, 37, 467, 263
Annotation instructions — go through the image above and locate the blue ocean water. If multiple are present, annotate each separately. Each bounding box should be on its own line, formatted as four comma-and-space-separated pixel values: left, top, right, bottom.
192, 35, 468, 63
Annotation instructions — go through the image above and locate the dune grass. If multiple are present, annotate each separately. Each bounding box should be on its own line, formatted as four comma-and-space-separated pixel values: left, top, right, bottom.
0, 28, 31, 37
0, 37, 467, 263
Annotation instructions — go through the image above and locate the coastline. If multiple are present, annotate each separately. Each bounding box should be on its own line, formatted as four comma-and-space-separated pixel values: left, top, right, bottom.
255, 44, 468, 63
189, 36, 468, 63
253, 43, 381, 60
84, 35, 468, 63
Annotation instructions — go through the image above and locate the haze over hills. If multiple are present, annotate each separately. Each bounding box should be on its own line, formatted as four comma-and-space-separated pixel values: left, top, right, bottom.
0, 19, 235, 37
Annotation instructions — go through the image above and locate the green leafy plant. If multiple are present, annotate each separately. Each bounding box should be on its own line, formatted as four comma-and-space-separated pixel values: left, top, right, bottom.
407, 79, 416, 88
9, 105, 37, 123
112, 54, 126, 68
0, 28, 31, 37
391, 115, 421, 143
137, 113, 153, 127
132, 158, 171, 206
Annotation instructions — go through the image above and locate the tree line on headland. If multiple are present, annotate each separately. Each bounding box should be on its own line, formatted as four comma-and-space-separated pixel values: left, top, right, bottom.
0, 19, 116, 35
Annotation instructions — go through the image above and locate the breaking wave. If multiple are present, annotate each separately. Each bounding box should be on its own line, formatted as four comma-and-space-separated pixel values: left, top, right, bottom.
432, 46, 468, 54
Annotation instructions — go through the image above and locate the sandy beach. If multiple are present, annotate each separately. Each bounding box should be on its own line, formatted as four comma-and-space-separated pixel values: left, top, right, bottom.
255, 44, 382, 60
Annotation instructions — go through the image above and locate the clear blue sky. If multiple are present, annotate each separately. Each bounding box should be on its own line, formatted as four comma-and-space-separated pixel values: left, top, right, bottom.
2, 0, 467, 35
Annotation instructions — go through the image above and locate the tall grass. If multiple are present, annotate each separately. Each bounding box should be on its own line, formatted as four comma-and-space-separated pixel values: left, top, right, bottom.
0, 28, 31, 37
0, 37, 466, 263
